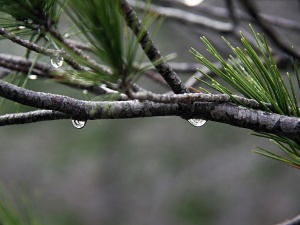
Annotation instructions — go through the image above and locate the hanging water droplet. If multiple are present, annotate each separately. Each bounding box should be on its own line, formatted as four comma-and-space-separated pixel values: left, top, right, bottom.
27, 19, 33, 24
72, 120, 86, 129
188, 118, 206, 127
27, 74, 37, 80
83, 89, 88, 95
50, 56, 64, 68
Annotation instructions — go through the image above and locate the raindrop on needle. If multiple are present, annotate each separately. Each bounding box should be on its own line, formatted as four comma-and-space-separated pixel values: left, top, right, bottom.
188, 118, 206, 127
72, 120, 86, 129
50, 56, 64, 68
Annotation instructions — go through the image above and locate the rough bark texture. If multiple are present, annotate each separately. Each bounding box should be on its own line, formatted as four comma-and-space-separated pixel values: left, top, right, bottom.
1, 79, 299, 143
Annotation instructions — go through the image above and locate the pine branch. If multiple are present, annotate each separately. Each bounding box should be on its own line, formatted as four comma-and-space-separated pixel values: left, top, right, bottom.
0, 79, 299, 144
121, 0, 189, 94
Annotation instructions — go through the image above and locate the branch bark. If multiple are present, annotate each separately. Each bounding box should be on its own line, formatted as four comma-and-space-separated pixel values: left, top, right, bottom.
121, 0, 189, 94
0, 79, 299, 144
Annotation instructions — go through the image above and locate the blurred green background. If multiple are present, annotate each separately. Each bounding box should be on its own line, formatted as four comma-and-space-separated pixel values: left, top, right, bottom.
1, 0, 300, 225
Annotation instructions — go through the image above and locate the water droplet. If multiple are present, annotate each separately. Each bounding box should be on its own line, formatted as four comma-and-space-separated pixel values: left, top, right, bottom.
64, 33, 70, 38
27, 74, 37, 80
50, 56, 64, 68
72, 120, 86, 129
18, 26, 26, 30
188, 118, 206, 127
27, 19, 33, 24
83, 89, 88, 95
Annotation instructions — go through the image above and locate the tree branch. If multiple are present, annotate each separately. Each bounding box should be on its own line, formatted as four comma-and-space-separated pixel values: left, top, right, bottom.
0, 79, 299, 144
121, 0, 189, 94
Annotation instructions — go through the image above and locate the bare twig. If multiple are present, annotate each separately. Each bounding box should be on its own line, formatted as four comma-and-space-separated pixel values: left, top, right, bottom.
241, 0, 300, 61
276, 214, 300, 225
196, 3, 300, 32
0, 54, 126, 97
128, 0, 233, 32
129, 89, 272, 110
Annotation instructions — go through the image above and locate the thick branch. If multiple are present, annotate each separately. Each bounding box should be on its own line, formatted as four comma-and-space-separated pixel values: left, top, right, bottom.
0, 79, 300, 144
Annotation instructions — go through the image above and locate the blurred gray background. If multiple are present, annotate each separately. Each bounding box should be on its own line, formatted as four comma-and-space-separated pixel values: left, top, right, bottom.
1, 0, 300, 225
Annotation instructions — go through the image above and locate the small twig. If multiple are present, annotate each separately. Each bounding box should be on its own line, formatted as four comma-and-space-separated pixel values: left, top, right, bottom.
0, 27, 84, 70
0, 53, 126, 97
0, 110, 70, 126
196, 3, 300, 32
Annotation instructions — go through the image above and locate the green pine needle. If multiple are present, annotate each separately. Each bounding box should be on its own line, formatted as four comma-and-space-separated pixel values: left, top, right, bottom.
191, 25, 300, 168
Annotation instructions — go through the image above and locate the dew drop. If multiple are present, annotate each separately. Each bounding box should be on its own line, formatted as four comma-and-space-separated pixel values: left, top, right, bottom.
72, 120, 86, 129
18, 26, 26, 30
64, 33, 70, 38
83, 89, 88, 95
27, 74, 37, 80
50, 56, 64, 68
188, 118, 206, 127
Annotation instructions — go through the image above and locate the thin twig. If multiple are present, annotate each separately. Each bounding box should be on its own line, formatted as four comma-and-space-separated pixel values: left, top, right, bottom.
241, 0, 300, 61
0, 27, 84, 70
276, 214, 300, 225
0, 54, 127, 97
128, 0, 233, 32
0, 110, 70, 126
